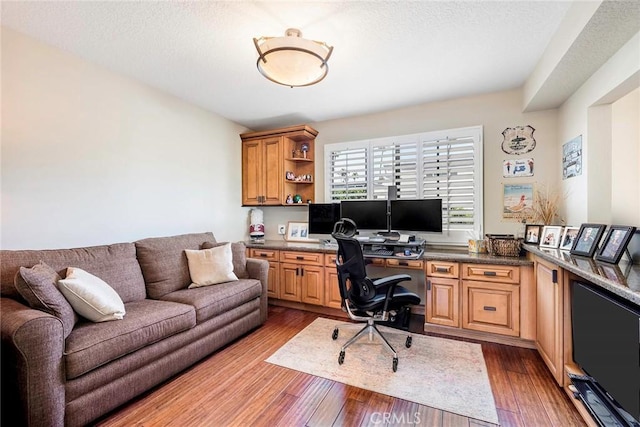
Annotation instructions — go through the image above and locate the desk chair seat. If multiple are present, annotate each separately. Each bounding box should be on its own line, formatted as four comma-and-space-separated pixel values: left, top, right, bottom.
331, 219, 421, 372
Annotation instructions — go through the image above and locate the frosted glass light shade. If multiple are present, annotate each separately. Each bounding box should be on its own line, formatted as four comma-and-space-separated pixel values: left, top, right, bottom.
254, 28, 333, 87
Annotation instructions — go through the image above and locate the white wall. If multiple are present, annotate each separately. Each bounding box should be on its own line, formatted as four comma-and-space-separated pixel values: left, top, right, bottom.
1, 28, 250, 249
558, 31, 640, 226
261, 89, 559, 240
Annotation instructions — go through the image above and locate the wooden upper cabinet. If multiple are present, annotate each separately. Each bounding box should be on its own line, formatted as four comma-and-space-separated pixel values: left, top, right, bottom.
240, 125, 318, 206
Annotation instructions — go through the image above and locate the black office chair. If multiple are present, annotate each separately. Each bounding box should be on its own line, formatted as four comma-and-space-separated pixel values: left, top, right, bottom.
331, 218, 421, 372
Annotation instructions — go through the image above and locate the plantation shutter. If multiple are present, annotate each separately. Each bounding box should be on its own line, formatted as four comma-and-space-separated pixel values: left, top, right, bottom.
327, 146, 368, 200
371, 139, 419, 200
422, 135, 477, 233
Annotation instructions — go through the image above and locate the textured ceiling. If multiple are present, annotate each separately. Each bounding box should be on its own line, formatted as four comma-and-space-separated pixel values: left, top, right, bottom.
0, 1, 591, 130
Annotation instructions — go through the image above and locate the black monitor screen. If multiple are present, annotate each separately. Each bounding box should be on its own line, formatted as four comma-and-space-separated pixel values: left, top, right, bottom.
340, 200, 388, 231
308, 203, 341, 235
390, 199, 443, 232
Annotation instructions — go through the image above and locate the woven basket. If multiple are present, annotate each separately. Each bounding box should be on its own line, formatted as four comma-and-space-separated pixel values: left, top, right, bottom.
484, 236, 523, 257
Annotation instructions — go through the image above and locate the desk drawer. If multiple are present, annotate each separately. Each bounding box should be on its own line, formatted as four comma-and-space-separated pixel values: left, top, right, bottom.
461, 263, 520, 284
385, 258, 424, 270
325, 253, 337, 267
462, 280, 520, 336
280, 251, 323, 265
249, 248, 279, 262
426, 261, 459, 278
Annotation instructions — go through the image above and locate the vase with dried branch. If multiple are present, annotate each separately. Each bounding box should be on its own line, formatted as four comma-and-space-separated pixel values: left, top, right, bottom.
531, 185, 564, 225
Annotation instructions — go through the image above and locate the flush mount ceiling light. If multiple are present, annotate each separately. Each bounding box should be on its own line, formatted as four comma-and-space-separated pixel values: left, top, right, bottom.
253, 28, 333, 88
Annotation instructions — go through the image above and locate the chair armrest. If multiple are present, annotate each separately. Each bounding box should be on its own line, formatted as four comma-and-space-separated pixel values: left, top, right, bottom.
246, 258, 269, 324
1, 297, 66, 427
371, 274, 412, 314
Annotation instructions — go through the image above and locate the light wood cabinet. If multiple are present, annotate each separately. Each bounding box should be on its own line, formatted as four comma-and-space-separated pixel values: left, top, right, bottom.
324, 254, 342, 309
462, 280, 520, 336
279, 251, 325, 306
240, 125, 318, 206
426, 276, 460, 327
248, 248, 280, 298
535, 256, 564, 385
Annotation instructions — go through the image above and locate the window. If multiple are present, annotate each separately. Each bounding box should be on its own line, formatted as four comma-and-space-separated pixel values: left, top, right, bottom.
325, 126, 483, 244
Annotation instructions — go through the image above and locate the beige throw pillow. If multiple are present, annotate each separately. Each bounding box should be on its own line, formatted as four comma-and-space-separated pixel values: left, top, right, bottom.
185, 243, 238, 288
58, 267, 126, 322
201, 241, 249, 279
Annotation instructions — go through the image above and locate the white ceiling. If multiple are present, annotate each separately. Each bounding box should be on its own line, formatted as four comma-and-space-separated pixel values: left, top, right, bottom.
1, 1, 637, 130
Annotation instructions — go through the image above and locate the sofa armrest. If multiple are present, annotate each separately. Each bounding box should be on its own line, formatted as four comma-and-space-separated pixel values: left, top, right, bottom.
1, 297, 65, 427
245, 258, 269, 323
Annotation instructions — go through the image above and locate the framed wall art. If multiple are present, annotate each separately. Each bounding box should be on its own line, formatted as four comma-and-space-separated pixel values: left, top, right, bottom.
286, 222, 311, 242
559, 226, 579, 251
502, 183, 534, 220
595, 225, 636, 264
570, 224, 606, 257
540, 225, 563, 249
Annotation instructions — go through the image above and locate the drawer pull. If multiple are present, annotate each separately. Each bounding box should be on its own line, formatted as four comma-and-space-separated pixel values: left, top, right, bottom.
435, 267, 449, 272
483, 306, 497, 311
483, 271, 497, 276
399, 261, 409, 266
259, 253, 268, 257
296, 256, 304, 260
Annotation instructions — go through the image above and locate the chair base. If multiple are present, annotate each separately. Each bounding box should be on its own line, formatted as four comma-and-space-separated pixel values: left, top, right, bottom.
332, 318, 413, 372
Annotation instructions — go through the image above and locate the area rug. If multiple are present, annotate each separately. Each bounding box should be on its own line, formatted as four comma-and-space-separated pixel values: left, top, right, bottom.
266, 317, 499, 424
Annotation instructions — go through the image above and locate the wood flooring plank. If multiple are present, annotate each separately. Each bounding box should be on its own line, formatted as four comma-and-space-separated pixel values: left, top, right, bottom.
275, 375, 334, 427
306, 381, 349, 427
481, 343, 519, 412
415, 406, 444, 427
358, 392, 395, 427
442, 411, 471, 427
496, 409, 525, 427
507, 370, 553, 426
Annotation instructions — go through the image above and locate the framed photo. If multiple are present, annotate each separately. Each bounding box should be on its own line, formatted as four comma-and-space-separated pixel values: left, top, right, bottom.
502, 183, 534, 221
540, 226, 563, 248
597, 263, 627, 284
594, 225, 636, 264
559, 226, 580, 251
524, 224, 543, 245
570, 224, 606, 257
285, 221, 311, 242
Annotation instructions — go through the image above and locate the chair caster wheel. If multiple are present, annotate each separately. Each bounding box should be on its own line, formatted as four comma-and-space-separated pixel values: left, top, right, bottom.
392, 357, 398, 372
332, 328, 339, 340
338, 351, 345, 365
405, 336, 412, 348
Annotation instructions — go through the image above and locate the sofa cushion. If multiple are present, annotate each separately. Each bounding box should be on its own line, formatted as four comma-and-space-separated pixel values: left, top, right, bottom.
14, 262, 78, 338
186, 244, 238, 288
201, 241, 249, 279
65, 299, 195, 379
160, 279, 261, 323
135, 232, 216, 299
1, 243, 146, 303
58, 267, 126, 322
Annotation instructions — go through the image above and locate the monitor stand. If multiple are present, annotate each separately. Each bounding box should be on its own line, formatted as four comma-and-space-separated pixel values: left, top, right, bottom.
377, 230, 400, 240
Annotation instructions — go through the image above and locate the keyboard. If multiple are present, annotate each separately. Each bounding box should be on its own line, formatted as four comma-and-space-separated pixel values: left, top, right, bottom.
363, 249, 394, 257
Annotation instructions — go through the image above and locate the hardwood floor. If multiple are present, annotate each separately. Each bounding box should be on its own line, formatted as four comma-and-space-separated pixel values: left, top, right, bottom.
96, 306, 586, 426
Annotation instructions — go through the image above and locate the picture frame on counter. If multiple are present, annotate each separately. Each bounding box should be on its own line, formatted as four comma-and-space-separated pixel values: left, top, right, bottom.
540, 225, 563, 249
524, 224, 542, 245
594, 225, 636, 264
285, 221, 311, 242
559, 226, 580, 251
570, 223, 606, 257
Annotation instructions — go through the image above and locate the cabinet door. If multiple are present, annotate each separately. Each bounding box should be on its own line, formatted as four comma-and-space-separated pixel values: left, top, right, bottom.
324, 254, 342, 309
462, 280, 520, 336
262, 137, 283, 205
279, 263, 301, 302
242, 139, 263, 205
266, 262, 279, 299
535, 258, 564, 385
426, 277, 460, 327
301, 265, 324, 306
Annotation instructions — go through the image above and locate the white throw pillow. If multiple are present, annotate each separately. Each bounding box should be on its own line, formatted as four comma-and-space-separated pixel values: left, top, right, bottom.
58, 267, 126, 322
185, 243, 238, 288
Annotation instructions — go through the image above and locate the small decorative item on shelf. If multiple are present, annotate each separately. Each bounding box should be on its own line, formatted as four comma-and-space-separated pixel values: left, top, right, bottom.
301, 143, 309, 159
468, 239, 487, 254
292, 149, 301, 158
286, 194, 293, 204
293, 194, 302, 203
285, 171, 295, 181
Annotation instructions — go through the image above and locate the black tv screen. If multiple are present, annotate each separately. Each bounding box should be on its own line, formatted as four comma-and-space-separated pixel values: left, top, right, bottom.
308, 203, 341, 235
390, 199, 442, 232
572, 281, 640, 423
340, 200, 388, 231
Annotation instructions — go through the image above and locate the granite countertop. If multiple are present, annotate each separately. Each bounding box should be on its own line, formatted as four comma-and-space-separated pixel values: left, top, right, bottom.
523, 244, 640, 306
246, 240, 533, 266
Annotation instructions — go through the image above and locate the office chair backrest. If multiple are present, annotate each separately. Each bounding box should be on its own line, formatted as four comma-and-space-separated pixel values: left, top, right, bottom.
332, 219, 376, 304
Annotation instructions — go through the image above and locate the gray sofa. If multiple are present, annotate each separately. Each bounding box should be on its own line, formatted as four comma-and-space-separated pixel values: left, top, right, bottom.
0, 232, 268, 427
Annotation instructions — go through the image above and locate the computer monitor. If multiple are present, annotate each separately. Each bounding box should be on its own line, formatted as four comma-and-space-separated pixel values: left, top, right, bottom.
340, 200, 388, 231
390, 199, 443, 233
308, 203, 341, 239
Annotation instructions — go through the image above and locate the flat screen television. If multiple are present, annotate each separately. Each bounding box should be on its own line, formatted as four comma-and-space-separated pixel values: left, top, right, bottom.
571, 281, 640, 425
340, 200, 388, 231
390, 199, 443, 233
308, 203, 341, 238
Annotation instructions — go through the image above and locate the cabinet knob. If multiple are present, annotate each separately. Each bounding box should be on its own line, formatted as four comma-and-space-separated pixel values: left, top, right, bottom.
427, 280, 431, 291
435, 267, 449, 273
399, 261, 408, 266
552, 269, 558, 284
296, 256, 304, 260
483, 306, 497, 312
483, 271, 497, 276
259, 253, 268, 257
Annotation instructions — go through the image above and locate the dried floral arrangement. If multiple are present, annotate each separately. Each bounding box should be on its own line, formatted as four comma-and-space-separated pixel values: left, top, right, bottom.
531, 184, 565, 225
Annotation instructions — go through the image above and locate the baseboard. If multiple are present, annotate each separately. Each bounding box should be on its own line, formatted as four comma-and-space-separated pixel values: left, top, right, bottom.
424, 323, 537, 349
